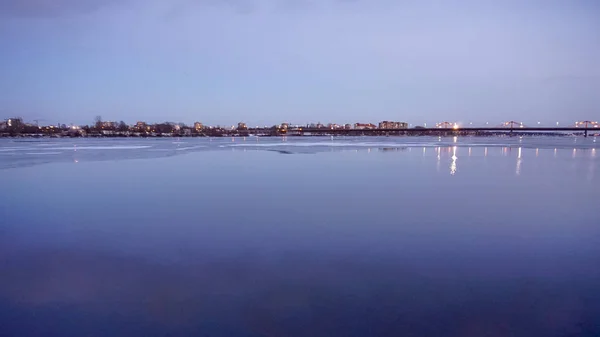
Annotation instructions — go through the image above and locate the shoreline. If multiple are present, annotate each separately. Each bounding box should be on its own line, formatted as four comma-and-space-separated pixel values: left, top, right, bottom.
1, 131, 597, 139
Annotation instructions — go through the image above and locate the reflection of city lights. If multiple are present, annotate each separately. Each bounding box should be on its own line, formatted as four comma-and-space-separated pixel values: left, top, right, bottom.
573, 148, 577, 158
554, 148, 558, 157
516, 147, 522, 176
484, 147, 488, 157
423, 147, 426, 155
536, 148, 539, 157
436, 147, 441, 172
453, 136, 458, 143
450, 146, 458, 175
592, 148, 596, 157
468, 147, 472, 157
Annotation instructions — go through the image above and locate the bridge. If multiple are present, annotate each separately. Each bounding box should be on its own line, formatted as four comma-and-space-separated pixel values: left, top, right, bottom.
282, 126, 598, 137
272, 120, 598, 137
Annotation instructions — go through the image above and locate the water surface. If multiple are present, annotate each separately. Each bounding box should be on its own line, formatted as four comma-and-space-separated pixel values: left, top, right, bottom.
1, 137, 599, 336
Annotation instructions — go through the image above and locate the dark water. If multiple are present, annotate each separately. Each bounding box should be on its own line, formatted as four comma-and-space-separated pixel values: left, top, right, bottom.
1, 137, 599, 336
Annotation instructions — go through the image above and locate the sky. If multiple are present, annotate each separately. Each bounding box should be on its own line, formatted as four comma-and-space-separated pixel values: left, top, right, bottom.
1, 0, 599, 126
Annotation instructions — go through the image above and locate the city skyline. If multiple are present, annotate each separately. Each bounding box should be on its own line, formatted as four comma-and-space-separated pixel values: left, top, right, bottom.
3, 116, 598, 130
1, 0, 599, 125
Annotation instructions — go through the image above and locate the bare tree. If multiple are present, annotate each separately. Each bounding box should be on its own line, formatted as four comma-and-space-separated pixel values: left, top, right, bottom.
118, 121, 128, 132
94, 115, 103, 129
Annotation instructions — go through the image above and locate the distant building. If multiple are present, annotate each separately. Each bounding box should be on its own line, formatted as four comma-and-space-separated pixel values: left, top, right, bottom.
280, 123, 289, 129
354, 123, 377, 130
316, 123, 324, 129
4, 118, 25, 132
136, 121, 147, 130
101, 121, 117, 129
344, 124, 352, 129
194, 122, 203, 131
237, 122, 248, 130
378, 121, 409, 129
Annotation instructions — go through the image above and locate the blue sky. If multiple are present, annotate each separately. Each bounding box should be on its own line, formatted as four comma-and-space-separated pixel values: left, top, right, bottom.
1, 0, 599, 126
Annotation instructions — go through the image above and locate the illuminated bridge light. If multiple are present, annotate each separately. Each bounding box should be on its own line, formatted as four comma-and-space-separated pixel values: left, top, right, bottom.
502, 121, 523, 128
576, 121, 599, 128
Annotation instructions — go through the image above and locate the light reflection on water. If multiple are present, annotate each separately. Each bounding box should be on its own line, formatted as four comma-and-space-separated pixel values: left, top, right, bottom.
450, 146, 458, 175
516, 147, 523, 176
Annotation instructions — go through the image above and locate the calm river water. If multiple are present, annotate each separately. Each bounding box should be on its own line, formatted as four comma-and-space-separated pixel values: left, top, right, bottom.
1, 136, 599, 336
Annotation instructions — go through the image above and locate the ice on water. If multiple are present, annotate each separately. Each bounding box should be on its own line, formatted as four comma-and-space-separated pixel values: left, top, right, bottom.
0, 136, 597, 169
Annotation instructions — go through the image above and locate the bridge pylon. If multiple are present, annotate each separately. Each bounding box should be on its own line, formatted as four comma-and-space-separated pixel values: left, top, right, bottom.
501, 121, 523, 136
575, 121, 599, 137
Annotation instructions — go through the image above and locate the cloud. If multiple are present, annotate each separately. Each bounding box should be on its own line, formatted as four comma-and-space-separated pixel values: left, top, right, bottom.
0, 0, 123, 18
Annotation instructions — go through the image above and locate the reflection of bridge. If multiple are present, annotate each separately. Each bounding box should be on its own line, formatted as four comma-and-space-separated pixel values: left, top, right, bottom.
291, 126, 598, 137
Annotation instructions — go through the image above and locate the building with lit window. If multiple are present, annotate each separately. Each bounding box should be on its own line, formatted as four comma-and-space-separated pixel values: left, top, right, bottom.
194, 122, 203, 131
378, 121, 409, 129
101, 121, 117, 129
135, 121, 147, 131
354, 123, 377, 130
